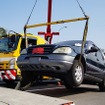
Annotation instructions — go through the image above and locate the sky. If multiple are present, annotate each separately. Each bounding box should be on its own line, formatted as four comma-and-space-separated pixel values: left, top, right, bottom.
0, 0, 105, 49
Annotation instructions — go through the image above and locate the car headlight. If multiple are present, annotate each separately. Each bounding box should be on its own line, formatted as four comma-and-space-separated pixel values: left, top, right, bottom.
21, 49, 27, 55
53, 47, 72, 54
9, 58, 16, 69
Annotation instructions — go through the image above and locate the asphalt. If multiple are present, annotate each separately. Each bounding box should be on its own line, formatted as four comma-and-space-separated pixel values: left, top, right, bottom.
0, 87, 74, 105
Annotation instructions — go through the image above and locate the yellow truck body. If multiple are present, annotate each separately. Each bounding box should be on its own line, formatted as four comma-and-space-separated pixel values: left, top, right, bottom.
0, 32, 46, 83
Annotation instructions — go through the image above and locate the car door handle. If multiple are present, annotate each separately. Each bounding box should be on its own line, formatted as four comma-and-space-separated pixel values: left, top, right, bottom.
97, 58, 99, 61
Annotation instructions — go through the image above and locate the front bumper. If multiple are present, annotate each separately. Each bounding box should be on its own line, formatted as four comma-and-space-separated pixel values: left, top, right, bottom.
17, 54, 74, 74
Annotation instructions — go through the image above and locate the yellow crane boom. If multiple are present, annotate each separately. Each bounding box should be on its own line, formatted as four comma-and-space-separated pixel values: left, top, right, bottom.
25, 17, 89, 29
24, 16, 89, 49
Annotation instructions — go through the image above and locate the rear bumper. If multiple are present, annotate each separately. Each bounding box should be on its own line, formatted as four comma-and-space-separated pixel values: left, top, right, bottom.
0, 70, 17, 80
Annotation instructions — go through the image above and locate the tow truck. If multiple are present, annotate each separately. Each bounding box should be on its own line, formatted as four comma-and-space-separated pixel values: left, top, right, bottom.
0, 27, 46, 84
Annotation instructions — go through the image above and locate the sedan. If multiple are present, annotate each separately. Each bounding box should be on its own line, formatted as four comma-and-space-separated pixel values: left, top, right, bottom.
17, 40, 105, 91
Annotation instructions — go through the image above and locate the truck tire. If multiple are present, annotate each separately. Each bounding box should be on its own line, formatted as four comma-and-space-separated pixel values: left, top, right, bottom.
4, 80, 15, 84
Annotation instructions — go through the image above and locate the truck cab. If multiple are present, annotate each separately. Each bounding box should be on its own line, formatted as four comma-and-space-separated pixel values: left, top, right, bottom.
0, 28, 46, 83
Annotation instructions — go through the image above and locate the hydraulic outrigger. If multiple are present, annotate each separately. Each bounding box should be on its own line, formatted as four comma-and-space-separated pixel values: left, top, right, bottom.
16, 0, 89, 90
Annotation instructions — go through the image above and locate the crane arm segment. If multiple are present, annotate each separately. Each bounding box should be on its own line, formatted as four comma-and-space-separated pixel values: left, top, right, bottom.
25, 17, 89, 29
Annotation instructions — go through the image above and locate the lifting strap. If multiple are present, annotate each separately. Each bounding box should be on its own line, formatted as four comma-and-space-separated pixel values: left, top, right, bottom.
75, 0, 89, 62
79, 17, 89, 62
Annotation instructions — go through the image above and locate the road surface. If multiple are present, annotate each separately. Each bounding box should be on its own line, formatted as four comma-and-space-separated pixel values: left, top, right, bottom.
0, 80, 105, 105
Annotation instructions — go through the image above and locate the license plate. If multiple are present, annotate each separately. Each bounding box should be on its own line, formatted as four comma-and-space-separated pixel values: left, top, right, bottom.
29, 57, 41, 64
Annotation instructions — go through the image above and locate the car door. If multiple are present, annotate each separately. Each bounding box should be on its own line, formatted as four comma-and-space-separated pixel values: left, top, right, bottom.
94, 49, 105, 79
85, 44, 102, 78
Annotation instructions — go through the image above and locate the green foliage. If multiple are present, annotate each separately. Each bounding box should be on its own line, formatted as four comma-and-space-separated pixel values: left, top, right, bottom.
0, 27, 7, 38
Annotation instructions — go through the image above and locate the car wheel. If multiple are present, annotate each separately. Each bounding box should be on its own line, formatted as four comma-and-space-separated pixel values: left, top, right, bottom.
64, 60, 84, 89
99, 78, 105, 92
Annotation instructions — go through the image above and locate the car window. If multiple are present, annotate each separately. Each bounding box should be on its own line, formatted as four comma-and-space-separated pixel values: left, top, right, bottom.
28, 38, 37, 46
88, 44, 97, 56
21, 38, 37, 51
97, 50, 105, 61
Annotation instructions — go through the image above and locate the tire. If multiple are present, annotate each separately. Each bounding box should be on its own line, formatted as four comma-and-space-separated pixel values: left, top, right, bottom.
4, 80, 16, 88
99, 78, 105, 92
64, 60, 84, 89
20, 71, 36, 87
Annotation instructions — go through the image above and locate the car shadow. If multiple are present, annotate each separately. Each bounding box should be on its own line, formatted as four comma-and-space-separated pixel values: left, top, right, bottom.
27, 83, 99, 98
0, 80, 100, 98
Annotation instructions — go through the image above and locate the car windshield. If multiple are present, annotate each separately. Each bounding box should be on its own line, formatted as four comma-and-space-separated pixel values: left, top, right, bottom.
54, 40, 88, 53
55, 40, 87, 48
0, 35, 20, 52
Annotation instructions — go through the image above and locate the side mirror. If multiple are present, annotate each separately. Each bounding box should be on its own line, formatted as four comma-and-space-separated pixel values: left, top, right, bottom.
85, 47, 98, 54
90, 47, 98, 52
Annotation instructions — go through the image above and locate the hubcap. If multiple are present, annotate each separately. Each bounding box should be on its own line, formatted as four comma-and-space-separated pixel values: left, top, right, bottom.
75, 64, 82, 82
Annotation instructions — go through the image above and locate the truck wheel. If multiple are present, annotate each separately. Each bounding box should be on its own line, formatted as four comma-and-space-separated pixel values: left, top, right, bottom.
4, 80, 15, 84
4, 80, 16, 88
64, 60, 84, 89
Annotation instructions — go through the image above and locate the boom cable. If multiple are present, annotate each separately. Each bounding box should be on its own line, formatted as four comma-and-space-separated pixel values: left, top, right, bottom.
24, 0, 37, 48
75, 0, 87, 17
25, 0, 38, 25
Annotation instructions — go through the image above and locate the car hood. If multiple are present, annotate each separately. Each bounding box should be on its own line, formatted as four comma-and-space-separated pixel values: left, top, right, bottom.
28, 44, 82, 54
